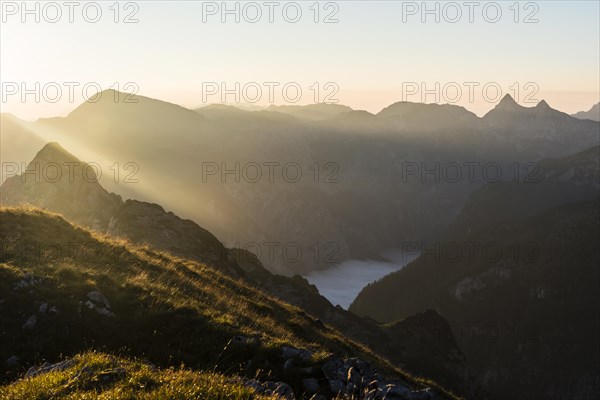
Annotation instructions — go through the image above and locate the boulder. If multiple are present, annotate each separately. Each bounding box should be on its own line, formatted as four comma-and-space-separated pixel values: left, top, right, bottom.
22, 314, 37, 330
87, 291, 111, 309
26, 359, 75, 377
5, 356, 19, 367
301, 377, 320, 394
280, 345, 313, 362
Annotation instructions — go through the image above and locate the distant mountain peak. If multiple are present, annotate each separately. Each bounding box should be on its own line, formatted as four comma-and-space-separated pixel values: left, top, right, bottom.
66, 89, 203, 122
32, 141, 80, 165
572, 102, 600, 121
40, 141, 66, 152
494, 94, 521, 111
536, 99, 550, 109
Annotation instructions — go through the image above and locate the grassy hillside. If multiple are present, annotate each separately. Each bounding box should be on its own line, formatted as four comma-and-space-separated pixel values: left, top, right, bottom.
0, 206, 456, 399
0, 351, 275, 400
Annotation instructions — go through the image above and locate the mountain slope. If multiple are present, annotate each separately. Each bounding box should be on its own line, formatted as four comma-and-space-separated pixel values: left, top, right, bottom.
446, 145, 600, 237
235, 251, 468, 394
4, 92, 599, 275
350, 147, 600, 399
1, 142, 123, 231
0, 142, 468, 394
376, 102, 478, 133
572, 102, 600, 121
481, 95, 599, 157
266, 104, 354, 121
0, 143, 238, 274
0, 206, 456, 399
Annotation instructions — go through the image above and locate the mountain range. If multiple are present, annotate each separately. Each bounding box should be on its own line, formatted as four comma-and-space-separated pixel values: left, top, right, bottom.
1, 93, 599, 398
572, 102, 600, 121
2, 92, 598, 276
350, 147, 600, 399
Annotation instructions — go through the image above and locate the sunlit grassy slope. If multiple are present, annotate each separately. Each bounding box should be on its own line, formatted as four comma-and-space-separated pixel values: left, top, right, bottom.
0, 351, 275, 400
0, 206, 455, 398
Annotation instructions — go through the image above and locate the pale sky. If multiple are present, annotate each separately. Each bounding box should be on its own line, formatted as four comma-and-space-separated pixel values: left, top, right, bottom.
1, 0, 599, 120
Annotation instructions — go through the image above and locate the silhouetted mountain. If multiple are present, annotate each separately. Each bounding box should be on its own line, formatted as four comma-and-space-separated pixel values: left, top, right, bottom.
267, 103, 353, 121
0, 143, 235, 272
481, 95, 598, 157
0, 143, 468, 395
1, 143, 122, 231
2, 91, 598, 275
572, 102, 600, 121
350, 147, 600, 399
447, 145, 600, 237
377, 102, 478, 132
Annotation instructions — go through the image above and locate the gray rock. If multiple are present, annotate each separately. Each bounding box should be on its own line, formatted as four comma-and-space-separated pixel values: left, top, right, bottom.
14, 274, 37, 290
22, 314, 37, 330
26, 359, 75, 377
347, 358, 374, 386
244, 379, 295, 399
298, 365, 314, 374
48, 306, 59, 314
301, 377, 320, 394
14, 280, 30, 290
407, 388, 435, 400
5, 356, 19, 367
83, 298, 115, 317
363, 388, 380, 400
39, 302, 48, 314
87, 291, 111, 308
244, 378, 261, 391
328, 378, 346, 395
272, 382, 294, 399
283, 358, 294, 370
321, 356, 344, 381
321, 356, 383, 397
281, 345, 301, 359
95, 307, 116, 317
281, 345, 313, 362
382, 383, 411, 397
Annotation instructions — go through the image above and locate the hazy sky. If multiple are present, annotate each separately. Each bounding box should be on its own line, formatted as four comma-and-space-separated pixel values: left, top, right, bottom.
1, 0, 599, 119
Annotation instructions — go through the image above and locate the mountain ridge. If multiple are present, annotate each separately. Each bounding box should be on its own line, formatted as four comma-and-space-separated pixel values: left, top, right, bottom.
0, 143, 470, 395
2, 92, 598, 275
349, 146, 600, 400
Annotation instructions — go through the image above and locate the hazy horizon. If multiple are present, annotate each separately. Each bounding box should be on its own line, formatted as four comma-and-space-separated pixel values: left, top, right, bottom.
2, 88, 598, 122
2, 1, 599, 119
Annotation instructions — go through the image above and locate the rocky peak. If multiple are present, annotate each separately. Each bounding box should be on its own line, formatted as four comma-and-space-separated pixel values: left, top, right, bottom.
536, 99, 550, 109
493, 94, 522, 112
31, 141, 77, 162
0, 142, 122, 231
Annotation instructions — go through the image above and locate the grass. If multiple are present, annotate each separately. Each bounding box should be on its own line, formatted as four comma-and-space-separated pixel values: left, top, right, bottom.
0, 351, 276, 400
0, 206, 458, 399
